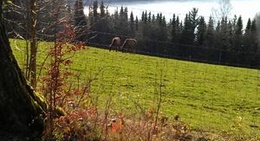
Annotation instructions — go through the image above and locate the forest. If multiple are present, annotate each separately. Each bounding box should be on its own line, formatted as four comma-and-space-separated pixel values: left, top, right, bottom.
4, 0, 260, 68
1, 0, 259, 140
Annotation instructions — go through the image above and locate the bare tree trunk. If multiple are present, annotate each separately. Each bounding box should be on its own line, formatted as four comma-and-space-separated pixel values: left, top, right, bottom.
29, 0, 37, 88
0, 1, 45, 139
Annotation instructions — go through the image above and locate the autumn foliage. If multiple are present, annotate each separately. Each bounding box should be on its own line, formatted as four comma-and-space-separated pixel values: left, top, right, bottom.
37, 20, 196, 141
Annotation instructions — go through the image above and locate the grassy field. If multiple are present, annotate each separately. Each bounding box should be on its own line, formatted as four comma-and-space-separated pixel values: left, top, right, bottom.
10, 39, 260, 139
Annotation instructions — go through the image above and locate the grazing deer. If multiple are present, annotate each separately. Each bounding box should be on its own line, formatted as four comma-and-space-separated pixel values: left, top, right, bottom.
121, 38, 138, 53
109, 37, 121, 52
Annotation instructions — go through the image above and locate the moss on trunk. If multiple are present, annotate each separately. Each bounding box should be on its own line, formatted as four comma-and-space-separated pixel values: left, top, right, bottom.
0, 2, 46, 139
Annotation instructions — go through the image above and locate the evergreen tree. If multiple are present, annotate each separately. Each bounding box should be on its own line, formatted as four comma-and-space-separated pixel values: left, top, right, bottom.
243, 18, 253, 62
190, 8, 199, 28
216, 16, 235, 63
214, 19, 227, 63
140, 11, 149, 36
151, 14, 156, 23
98, 1, 112, 42
141, 11, 148, 24
249, 19, 259, 66
156, 13, 167, 41
233, 15, 243, 52
74, 0, 87, 26
180, 8, 199, 46
171, 14, 178, 43
130, 11, 135, 35
205, 16, 215, 48
117, 6, 129, 35
135, 16, 139, 31
175, 16, 182, 42
219, 17, 231, 51
89, 0, 98, 31
196, 16, 207, 46
240, 18, 259, 66
180, 14, 190, 44
100, 1, 105, 17
148, 12, 152, 23
112, 8, 119, 33
245, 18, 251, 34
74, 0, 87, 41
251, 19, 257, 31
251, 19, 258, 54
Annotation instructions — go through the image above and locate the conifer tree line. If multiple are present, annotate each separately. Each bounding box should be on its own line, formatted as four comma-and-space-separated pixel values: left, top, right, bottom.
4, 0, 260, 68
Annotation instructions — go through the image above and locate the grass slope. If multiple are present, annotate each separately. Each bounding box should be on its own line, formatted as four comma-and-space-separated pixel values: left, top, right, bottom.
11, 39, 260, 138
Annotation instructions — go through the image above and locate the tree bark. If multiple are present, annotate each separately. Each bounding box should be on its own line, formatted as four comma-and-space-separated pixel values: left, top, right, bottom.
29, 0, 38, 88
0, 1, 46, 139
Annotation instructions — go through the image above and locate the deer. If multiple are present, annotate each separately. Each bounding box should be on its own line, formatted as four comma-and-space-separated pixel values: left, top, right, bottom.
109, 37, 121, 52
120, 38, 138, 53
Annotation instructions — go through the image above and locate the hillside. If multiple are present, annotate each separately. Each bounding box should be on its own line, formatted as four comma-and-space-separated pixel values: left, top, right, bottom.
74, 47, 260, 135
11, 39, 260, 139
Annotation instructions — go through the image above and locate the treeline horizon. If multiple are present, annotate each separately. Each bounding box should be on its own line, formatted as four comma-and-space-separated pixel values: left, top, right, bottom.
83, 1, 260, 68
4, 0, 260, 68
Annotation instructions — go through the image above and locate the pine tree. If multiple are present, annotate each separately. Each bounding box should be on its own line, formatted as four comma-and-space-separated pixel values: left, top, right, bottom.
245, 18, 251, 34
171, 14, 178, 43
180, 14, 190, 45
130, 11, 135, 35
232, 15, 243, 52
135, 16, 139, 31
140, 10, 149, 37
235, 16, 243, 36
74, 0, 87, 41
243, 19, 253, 57
141, 11, 148, 24
89, 0, 98, 31
219, 17, 231, 51
249, 19, 260, 66
148, 12, 152, 23
100, 1, 105, 17
175, 16, 181, 42
205, 16, 215, 48
157, 14, 167, 41
117, 6, 129, 35
180, 8, 199, 46
248, 19, 258, 53
112, 9, 119, 33
98, 1, 112, 43
196, 16, 207, 46
240, 18, 259, 66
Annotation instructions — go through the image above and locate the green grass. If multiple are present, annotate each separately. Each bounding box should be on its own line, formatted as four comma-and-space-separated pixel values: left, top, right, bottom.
10, 39, 260, 138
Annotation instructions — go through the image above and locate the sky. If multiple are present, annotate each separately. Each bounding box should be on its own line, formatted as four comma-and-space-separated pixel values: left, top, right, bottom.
84, 0, 260, 27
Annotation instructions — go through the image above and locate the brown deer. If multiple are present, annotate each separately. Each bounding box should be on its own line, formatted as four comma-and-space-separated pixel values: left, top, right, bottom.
121, 38, 138, 53
109, 37, 121, 52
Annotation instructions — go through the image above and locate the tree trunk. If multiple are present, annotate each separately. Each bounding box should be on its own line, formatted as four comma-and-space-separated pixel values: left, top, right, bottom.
29, 0, 37, 88
0, 1, 46, 139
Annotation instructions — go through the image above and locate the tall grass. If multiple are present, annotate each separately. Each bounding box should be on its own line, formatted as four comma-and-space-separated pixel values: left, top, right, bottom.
10, 39, 260, 140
